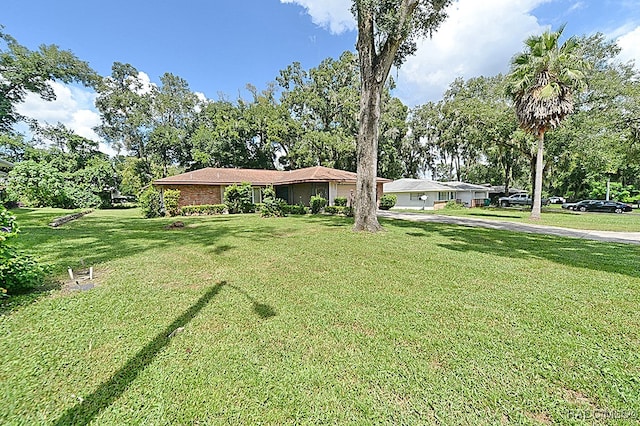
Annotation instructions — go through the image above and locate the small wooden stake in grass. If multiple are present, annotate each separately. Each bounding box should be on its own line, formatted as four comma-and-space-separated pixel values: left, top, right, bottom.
89, 267, 93, 280
68, 268, 74, 281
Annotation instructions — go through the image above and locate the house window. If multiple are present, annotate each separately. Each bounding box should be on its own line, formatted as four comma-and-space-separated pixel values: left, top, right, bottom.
409, 193, 425, 201
438, 192, 453, 201
252, 187, 262, 204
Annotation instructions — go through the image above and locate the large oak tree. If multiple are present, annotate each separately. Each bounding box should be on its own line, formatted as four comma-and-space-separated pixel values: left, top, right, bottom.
352, 0, 451, 232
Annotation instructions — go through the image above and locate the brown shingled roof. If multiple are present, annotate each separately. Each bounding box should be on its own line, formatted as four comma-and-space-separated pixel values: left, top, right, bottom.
154, 166, 390, 186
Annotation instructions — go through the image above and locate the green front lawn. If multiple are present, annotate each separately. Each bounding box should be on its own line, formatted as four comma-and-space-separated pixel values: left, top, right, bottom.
399, 204, 640, 232
1, 208, 639, 424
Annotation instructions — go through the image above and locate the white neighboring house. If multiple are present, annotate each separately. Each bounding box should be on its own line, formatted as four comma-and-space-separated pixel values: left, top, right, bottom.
384, 178, 490, 210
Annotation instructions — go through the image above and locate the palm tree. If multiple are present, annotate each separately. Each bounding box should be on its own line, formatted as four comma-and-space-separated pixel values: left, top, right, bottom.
505, 26, 588, 219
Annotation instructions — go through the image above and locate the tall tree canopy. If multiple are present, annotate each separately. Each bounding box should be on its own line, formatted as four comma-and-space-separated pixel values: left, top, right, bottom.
276, 52, 360, 171
94, 62, 152, 159
0, 27, 97, 133
505, 26, 588, 219
352, 0, 451, 232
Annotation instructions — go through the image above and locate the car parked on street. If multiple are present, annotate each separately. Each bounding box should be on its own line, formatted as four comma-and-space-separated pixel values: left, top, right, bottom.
562, 199, 632, 213
498, 193, 550, 207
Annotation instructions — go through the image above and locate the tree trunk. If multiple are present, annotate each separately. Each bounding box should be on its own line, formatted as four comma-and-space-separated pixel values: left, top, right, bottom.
530, 131, 545, 220
353, 78, 383, 232
503, 160, 512, 199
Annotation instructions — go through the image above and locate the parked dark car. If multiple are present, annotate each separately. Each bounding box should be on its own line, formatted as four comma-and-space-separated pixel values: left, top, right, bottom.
498, 193, 550, 207
562, 200, 632, 213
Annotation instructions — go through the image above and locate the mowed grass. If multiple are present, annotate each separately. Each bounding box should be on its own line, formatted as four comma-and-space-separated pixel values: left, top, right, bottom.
401, 205, 640, 232
1, 208, 639, 424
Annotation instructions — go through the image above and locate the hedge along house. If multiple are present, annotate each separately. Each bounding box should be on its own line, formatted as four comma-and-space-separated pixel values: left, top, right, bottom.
153, 166, 391, 208
383, 178, 490, 210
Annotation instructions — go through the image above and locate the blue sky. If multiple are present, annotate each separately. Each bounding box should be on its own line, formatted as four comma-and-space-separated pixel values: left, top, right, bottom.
3, 0, 639, 152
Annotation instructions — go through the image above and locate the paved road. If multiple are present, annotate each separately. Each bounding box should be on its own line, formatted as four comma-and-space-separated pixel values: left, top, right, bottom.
378, 210, 640, 245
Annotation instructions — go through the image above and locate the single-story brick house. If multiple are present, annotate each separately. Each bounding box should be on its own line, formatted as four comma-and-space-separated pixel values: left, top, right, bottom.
153, 166, 390, 208
383, 178, 490, 209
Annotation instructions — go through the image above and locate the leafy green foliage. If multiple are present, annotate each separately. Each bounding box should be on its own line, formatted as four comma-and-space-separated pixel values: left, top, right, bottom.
118, 157, 152, 197
95, 62, 152, 159
7, 154, 115, 209
59, 184, 102, 209
0, 245, 48, 294
224, 183, 254, 214
0, 206, 47, 294
0, 28, 98, 132
7, 160, 66, 207
162, 189, 181, 217
0, 206, 18, 242
378, 194, 397, 210
310, 195, 327, 214
181, 204, 227, 215
282, 204, 308, 215
333, 196, 347, 207
276, 52, 359, 171
324, 206, 352, 215
444, 200, 465, 210
139, 187, 163, 218
260, 186, 286, 218
260, 198, 286, 218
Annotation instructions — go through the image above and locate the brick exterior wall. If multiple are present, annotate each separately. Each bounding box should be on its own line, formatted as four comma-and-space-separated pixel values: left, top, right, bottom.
156, 181, 386, 208
156, 184, 223, 207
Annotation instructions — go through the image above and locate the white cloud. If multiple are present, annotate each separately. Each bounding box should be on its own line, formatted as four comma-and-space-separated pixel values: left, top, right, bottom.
280, 0, 355, 34
16, 82, 100, 139
397, 0, 551, 105
616, 25, 640, 68
14, 81, 119, 156
134, 71, 156, 95
567, 1, 585, 13
280, 0, 553, 105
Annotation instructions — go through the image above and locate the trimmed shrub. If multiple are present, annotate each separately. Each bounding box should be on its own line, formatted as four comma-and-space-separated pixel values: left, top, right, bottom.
310, 195, 327, 214
325, 206, 353, 216
163, 189, 181, 217
283, 204, 308, 215
334, 197, 347, 207
139, 187, 163, 218
379, 194, 397, 210
325, 206, 340, 215
181, 204, 227, 215
224, 183, 254, 214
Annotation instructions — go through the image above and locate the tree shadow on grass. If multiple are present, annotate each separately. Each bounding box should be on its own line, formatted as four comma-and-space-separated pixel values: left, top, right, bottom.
0, 279, 62, 315
381, 218, 640, 279
294, 214, 354, 227
53, 281, 226, 426
226, 283, 276, 319
12, 212, 282, 275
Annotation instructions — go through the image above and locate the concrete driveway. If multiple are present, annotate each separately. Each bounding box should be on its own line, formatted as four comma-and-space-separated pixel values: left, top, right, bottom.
378, 210, 640, 245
